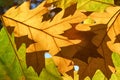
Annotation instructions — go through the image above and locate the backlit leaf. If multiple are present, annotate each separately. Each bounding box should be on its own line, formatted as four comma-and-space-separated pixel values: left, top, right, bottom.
92, 70, 107, 80
47, 0, 114, 11
46, 0, 77, 9
2, 0, 120, 80
2, 1, 86, 55
110, 74, 118, 80
0, 27, 40, 80
77, 0, 114, 11
84, 76, 91, 80
39, 53, 62, 80
72, 6, 120, 79
106, 8, 120, 54
62, 73, 73, 80
111, 53, 120, 79
53, 56, 74, 73
0, 27, 23, 80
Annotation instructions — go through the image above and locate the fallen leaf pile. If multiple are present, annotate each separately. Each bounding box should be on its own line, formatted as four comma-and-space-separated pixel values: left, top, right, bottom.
1, 0, 120, 79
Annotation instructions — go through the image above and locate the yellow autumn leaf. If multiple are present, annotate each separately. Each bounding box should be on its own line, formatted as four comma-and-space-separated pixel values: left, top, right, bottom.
107, 7, 120, 54
89, 6, 120, 24
76, 7, 120, 31
75, 6, 120, 54
69, 6, 120, 79
2, 1, 86, 55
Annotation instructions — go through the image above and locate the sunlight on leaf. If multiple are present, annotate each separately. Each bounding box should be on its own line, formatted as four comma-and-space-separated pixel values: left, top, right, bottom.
108, 65, 116, 73
53, 56, 74, 73
2, 0, 120, 80
89, 7, 120, 24
107, 7, 120, 54
39, 52, 62, 80
112, 53, 120, 72
46, 0, 77, 9
84, 76, 91, 80
47, 0, 114, 11
2, 1, 85, 55
92, 70, 107, 80
110, 74, 118, 80
74, 6, 120, 79
0, 27, 23, 80
0, 27, 40, 80
77, 0, 114, 11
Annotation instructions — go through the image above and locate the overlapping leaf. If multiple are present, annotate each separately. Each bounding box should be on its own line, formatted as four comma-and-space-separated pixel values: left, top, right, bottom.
106, 9, 120, 54
61, 6, 120, 79
2, 0, 120, 80
46, 0, 114, 11
84, 70, 107, 80
0, 27, 64, 80
52, 56, 74, 73
2, 1, 87, 75
84, 53, 120, 80
77, 0, 114, 11
0, 27, 40, 80
2, 1, 86, 55
110, 52, 120, 80
39, 53, 62, 80
62, 21, 112, 79
86, 6, 120, 55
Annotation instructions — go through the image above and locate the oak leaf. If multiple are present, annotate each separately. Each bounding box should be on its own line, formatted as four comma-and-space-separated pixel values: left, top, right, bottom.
61, 23, 110, 79
84, 6, 120, 55
2, 1, 87, 55
62, 6, 120, 79
2, 1, 86, 75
